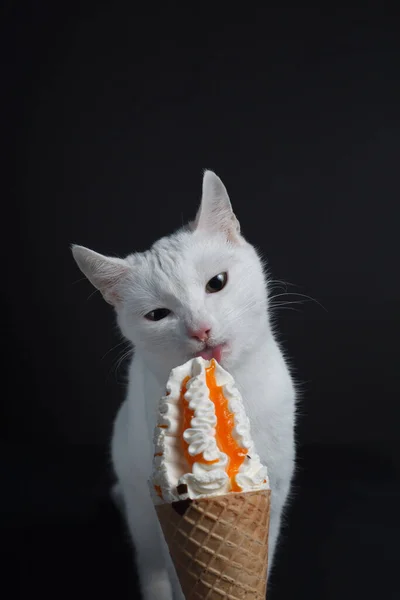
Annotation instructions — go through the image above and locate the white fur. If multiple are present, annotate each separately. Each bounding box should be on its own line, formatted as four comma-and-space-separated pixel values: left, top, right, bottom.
72, 170, 296, 600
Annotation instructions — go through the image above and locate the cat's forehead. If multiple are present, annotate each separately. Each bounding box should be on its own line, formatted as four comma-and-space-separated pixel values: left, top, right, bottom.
152, 230, 237, 271
129, 230, 238, 290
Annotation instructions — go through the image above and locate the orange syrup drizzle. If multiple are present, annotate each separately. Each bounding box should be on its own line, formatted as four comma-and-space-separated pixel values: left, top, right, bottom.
205, 360, 248, 492
154, 485, 163, 499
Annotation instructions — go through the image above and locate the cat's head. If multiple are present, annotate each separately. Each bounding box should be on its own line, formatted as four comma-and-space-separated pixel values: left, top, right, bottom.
72, 171, 269, 379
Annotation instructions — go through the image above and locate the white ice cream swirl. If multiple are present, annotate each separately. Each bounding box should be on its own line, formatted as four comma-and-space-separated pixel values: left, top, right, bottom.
150, 357, 269, 504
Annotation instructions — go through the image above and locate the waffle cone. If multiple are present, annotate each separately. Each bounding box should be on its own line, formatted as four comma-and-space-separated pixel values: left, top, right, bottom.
156, 489, 270, 599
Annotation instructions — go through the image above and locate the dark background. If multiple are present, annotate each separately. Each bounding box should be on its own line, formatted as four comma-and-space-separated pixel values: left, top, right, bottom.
3, 2, 400, 598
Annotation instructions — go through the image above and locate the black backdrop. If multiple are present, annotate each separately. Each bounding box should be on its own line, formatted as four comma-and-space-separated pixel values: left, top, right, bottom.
3, 3, 400, 599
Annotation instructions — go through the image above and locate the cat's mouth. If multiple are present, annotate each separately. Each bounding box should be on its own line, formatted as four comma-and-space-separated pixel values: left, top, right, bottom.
195, 344, 225, 364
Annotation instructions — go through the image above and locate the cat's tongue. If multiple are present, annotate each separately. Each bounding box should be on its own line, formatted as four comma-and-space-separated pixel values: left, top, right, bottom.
196, 345, 223, 364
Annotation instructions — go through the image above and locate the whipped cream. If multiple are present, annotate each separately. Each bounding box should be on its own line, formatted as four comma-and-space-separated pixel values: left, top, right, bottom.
150, 357, 269, 504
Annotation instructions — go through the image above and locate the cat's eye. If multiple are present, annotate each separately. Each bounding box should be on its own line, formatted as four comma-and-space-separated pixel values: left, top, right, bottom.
206, 272, 228, 293
144, 308, 171, 321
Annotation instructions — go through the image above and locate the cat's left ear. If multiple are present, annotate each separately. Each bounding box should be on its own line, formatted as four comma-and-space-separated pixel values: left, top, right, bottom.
193, 170, 242, 243
72, 245, 130, 306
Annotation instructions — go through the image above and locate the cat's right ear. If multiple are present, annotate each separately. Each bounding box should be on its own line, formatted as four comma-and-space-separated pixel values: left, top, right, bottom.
192, 170, 242, 243
71, 245, 129, 306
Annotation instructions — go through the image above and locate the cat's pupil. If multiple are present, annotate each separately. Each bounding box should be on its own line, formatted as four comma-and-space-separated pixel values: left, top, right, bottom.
206, 272, 228, 293
145, 308, 171, 321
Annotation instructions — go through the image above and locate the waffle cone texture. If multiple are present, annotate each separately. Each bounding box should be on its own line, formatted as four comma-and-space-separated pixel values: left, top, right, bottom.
156, 489, 270, 599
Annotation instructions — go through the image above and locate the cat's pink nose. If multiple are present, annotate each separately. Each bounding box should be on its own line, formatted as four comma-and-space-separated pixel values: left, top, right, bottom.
188, 326, 211, 342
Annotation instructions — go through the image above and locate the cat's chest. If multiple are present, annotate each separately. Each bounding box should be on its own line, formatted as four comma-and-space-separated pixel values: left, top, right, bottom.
143, 375, 165, 432
230, 365, 269, 410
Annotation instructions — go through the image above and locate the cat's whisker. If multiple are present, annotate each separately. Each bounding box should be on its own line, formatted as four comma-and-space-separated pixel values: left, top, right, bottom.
268, 278, 299, 288
270, 300, 307, 308
223, 299, 255, 320
271, 306, 302, 313
87, 288, 101, 301
102, 339, 131, 361
267, 279, 291, 292
72, 276, 90, 285
226, 305, 261, 324
105, 348, 131, 383
113, 348, 134, 380
269, 291, 327, 312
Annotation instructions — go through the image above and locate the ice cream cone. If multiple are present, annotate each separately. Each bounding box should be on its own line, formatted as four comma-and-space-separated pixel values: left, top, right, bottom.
156, 489, 270, 599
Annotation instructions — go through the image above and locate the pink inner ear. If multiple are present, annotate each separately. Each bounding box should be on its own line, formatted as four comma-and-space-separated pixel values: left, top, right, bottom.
104, 288, 119, 305
99, 269, 128, 306
192, 209, 240, 237
187, 219, 197, 231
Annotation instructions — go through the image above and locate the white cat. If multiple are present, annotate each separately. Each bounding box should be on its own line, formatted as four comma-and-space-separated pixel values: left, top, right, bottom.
72, 171, 296, 600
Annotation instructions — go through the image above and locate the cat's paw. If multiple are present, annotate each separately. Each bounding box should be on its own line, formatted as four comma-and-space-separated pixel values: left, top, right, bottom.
110, 483, 125, 514
141, 572, 173, 600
